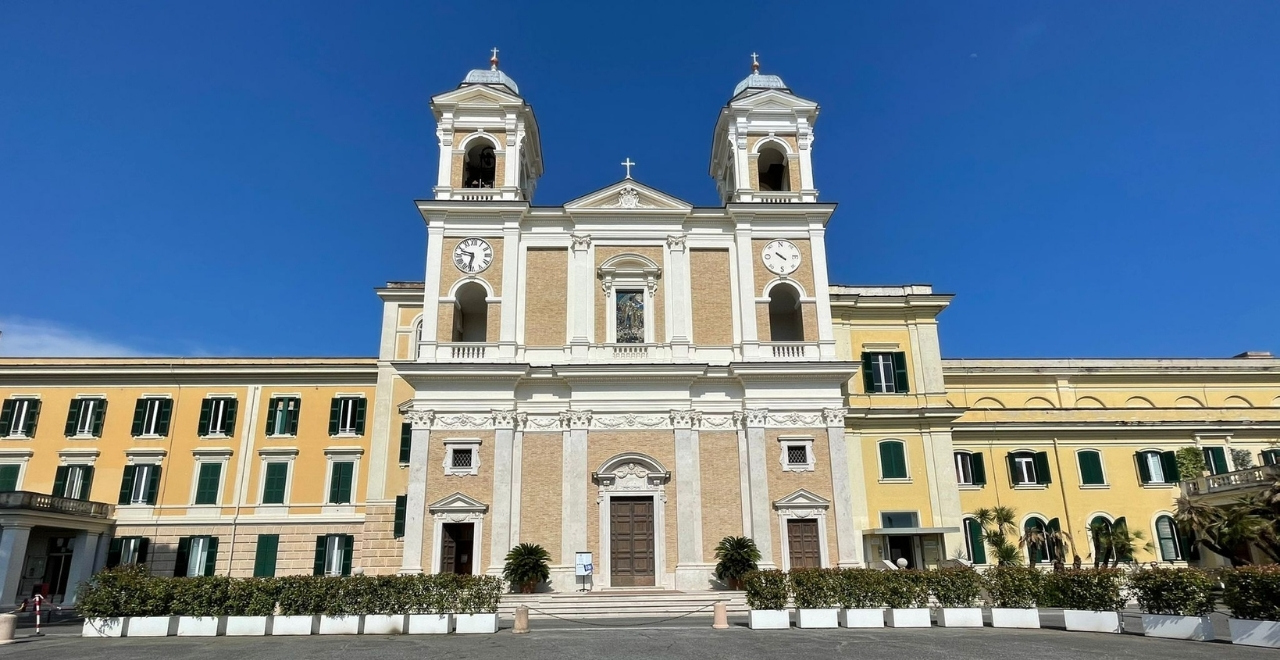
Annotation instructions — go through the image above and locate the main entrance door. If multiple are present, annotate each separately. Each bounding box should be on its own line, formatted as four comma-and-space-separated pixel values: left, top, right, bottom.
440, 523, 474, 574
610, 496, 655, 587
787, 519, 821, 569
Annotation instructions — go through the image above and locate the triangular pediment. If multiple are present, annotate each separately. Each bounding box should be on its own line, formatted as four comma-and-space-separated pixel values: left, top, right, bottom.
730, 88, 818, 111
428, 491, 488, 514
564, 179, 692, 212
774, 488, 830, 510
432, 84, 523, 107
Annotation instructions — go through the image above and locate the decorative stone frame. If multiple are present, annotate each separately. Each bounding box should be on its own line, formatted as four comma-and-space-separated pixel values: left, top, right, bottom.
775, 489, 830, 570
592, 452, 670, 588
429, 492, 488, 575
256, 447, 299, 508
68, 395, 107, 439
442, 438, 481, 476
333, 393, 367, 438
598, 253, 661, 344
188, 447, 233, 515
323, 447, 364, 513
0, 449, 33, 490
778, 436, 815, 472
2, 395, 39, 439
116, 448, 165, 516
876, 438, 912, 483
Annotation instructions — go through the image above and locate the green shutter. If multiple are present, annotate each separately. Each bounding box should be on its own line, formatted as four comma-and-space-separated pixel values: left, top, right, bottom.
156, 399, 173, 436
52, 465, 69, 498
223, 399, 238, 436
329, 462, 353, 504
328, 398, 342, 435
1205, 447, 1228, 475
1160, 451, 1180, 482
861, 353, 875, 393
1078, 451, 1104, 485
194, 463, 222, 505
197, 399, 212, 436
287, 398, 300, 435
253, 535, 279, 577
24, 400, 40, 435
394, 495, 407, 538
399, 423, 412, 464
118, 465, 137, 504
891, 352, 909, 393
1006, 452, 1018, 486
91, 399, 107, 436
130, 399, 146, 436
145, 465, 161, 505
354, 399, 367, 435
262, 462, 288, 504
265, 398, 279, 435
966, 518, 987, 564
313, 536, 327, 575
137, 538, 150, 564
65, 399, 83, 436
204, 537, 219, 576
971, 452, 986, 486
174, 537, 192, 577
1033, 451, 1052, 485
0, 400, 13, 436
1264, 449, 1280, 466
106, 538, 123, 568
879, 441, 906, 479
79, 466, 94, 501
341, 535, 354, 576
1135, 451, 1152, 484
0, 465, 18, 492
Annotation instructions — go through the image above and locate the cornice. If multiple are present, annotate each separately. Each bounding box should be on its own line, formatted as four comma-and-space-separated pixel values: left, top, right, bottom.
0, 360, 376, 387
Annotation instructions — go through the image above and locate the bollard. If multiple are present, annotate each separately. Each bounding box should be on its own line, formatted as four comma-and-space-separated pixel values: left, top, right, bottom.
712, 601, 729, 629
0, 614, 15, 644
513, 605, 530, 634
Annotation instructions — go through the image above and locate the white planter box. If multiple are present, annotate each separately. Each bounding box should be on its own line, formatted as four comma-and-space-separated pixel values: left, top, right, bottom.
796, 608, 839, 628
407, 613, 452, 634
1229, 618, 1280, 648
840, 608, 885, 628
990, 608, 1040, 629
748, 609, 791, 629
455, 613, 499, 634
225, 616, 268, 636
82, 618, 123, 637
1063, 610, 1120, 633
1141, 614, 1213, 641
271, 615, 314, 636
176, 616, 220, 636
125, 616, 173, 637
318, 615, 361, 635
885, 608, 931, 628
363, 614, 406, 635
937, 608, 982, 627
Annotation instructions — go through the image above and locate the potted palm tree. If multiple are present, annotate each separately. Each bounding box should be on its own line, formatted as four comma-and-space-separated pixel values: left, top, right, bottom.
970, 506, 1021, 565
503, 543, 551, 594
713, 536, 760, 590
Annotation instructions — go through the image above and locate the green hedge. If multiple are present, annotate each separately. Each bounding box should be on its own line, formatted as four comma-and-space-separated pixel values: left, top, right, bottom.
1129, 568, 1215, 617
1223, 565, 1280, 622
835, 568, 887, 609
790, 568, 839, 609
1042, 568, 1128, 612
881, 570, 931, 609
74, 568, 503, 618
929, 566, 982, 608
743, 570, 790, 610
982, 565, 1043, 608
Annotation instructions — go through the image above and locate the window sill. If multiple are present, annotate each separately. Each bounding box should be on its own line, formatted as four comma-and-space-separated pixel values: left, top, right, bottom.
444, 469, 479, 477
135, 435, 166, 440
957, 484, 984, 491
781, 465, 815, 473
878, 478, 912, 484
1079, 484, 1110, 489
201, 433, 230, 440
68, 434, 100, 440
334, 432, 361, 438
4, 434, 33, 440
1012, 484, 1047, 490
1141, 482, 1176, 489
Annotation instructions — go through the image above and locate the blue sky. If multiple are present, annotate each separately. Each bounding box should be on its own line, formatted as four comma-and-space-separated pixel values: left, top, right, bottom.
1, 1, 1277, 358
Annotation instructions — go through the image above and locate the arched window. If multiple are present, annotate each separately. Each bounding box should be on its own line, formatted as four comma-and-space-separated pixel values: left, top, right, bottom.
757, 145, 790, 192
1023, 517, 1050, 564
1089, 515, 1114, 566
451, 282, 488, 342
878, 440, 908, 480
1155, 515, 1182, 561
462, 140, 496, 188
964, 517, 987, 564
413, 318, 424, 359
767, 282, 804, 342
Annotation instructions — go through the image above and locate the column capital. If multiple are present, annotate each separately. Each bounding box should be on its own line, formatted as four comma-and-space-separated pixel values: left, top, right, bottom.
570, 233, 592, 252
403, 409, 435, 430
822, 407, 848, 428
665, 233, 687, 252
559, 409, 592, 430
670, 409, 702, 429
491, 410, 527, 431
741, 409, 769, 428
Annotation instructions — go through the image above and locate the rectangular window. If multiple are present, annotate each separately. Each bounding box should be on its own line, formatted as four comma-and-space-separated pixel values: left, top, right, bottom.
1203, 447, 1229, 475
265, 397, 300, 436
193, 462, 222, 505
329, 397, 367, 436
52, 464, 94, 501
174, 535, 219, 577
108, 536, 149, 567
955, 452, 973, 485
0, 464, 19, 491
198, 397, 237, 437
399, 422, 412, 464
879, 441, 908, 479
786, 445, 808, 467
66, 398, 107, 437
314, 534, 353, 576
261, 461, 289, 504
253, 534, 279, 577
118, 464, 161, 505
880, 511, 919, 528
451, 448, 473, 470
1008, 451, 1051, 486
861, 352, 909, 394
394, 495, 407, 539
1077, 450, 1107, 486
131, 397, 172, 437
0, 398, 41, 437
1263, 449, 1280, 466
1014, 456, 1036, 484
328, 461, 354, 504
1136, 450, 1180, 485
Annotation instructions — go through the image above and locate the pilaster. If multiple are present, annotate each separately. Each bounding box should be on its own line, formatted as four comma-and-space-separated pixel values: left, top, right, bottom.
665, 235, 692, 360
743, 409, 775, 568
399, 409, 433, 574
672, 410, 708, 589
487, 410, 524, 574
568, 234, 594, 361
735, 225, 760, 357
418, 224, 446, 362
823, 408, 860, 566
559, 410, 591, 586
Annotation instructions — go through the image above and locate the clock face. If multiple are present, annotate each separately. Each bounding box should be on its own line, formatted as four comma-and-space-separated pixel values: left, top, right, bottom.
761, 239, 802, 276
452, 237, 494, 274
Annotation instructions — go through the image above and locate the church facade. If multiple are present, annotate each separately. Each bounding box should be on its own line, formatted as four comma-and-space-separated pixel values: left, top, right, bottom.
1, 58, 1278, 605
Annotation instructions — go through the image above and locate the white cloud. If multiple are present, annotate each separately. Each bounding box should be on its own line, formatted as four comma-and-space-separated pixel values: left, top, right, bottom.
0, 317, 148, 357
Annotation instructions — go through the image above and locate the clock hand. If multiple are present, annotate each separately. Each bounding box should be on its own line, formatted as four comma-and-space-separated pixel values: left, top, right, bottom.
775, 252, 787, 260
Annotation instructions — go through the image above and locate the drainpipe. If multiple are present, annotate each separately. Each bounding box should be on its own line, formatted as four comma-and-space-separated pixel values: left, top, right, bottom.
1050, 437, 1079, 560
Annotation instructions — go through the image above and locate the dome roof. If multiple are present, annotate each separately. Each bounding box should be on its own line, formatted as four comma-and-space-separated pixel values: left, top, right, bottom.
462, 67, 519, 95
732, 72, 789, 97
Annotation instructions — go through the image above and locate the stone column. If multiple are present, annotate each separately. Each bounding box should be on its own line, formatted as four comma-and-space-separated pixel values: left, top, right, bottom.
844, 428, 871, 567
568, 234, 593, 362
399, 410, 433, 574
665, 234, 692, 360
418, 224, 445, 362
64, 531, 100, 604
498, 223, 521, 359
672, 410, 706, 589
823, 408, 860, 567
734, 225, 759, 358
559, 410, 590, 589
735, 415, 753, 537
0, 524, 32, 607
487, 410, 524, 574
743, 409, 775, 568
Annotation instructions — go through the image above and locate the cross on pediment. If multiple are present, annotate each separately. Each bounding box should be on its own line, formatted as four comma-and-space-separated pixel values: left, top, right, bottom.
621, 158, 635, 179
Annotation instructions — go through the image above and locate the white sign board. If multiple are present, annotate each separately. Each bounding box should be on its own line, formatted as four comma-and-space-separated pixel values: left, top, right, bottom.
575, 551, 593, 576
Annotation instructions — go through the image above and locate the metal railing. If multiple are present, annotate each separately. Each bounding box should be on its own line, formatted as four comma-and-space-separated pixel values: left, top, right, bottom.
1182, 464, 1280, 497
0, 491, 113, 518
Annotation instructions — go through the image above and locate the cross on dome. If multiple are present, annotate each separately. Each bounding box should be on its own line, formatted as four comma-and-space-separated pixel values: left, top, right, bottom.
621, 158, 635, 178
751, 52, 760, 73
490, 47, 499, 70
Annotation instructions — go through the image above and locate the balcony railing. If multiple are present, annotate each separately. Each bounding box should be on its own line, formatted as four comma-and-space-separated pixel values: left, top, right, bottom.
0, 491, 113, 519
1181, 464, 1280, 497
443, 343, 494, 361
759, 341, 820, 361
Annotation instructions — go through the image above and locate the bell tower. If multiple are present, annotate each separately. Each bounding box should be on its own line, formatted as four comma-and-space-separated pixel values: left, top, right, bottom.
431, 49, 544, 202
709, 55, 819, 204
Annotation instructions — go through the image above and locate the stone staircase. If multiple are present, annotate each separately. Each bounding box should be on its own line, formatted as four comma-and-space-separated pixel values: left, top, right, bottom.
498, 590, 748, 620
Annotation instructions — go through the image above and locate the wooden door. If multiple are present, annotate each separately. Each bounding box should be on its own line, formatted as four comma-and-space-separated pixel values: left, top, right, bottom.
440, 523, 474, 574
610, 496, 655, 586
787, 519, 821, 569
